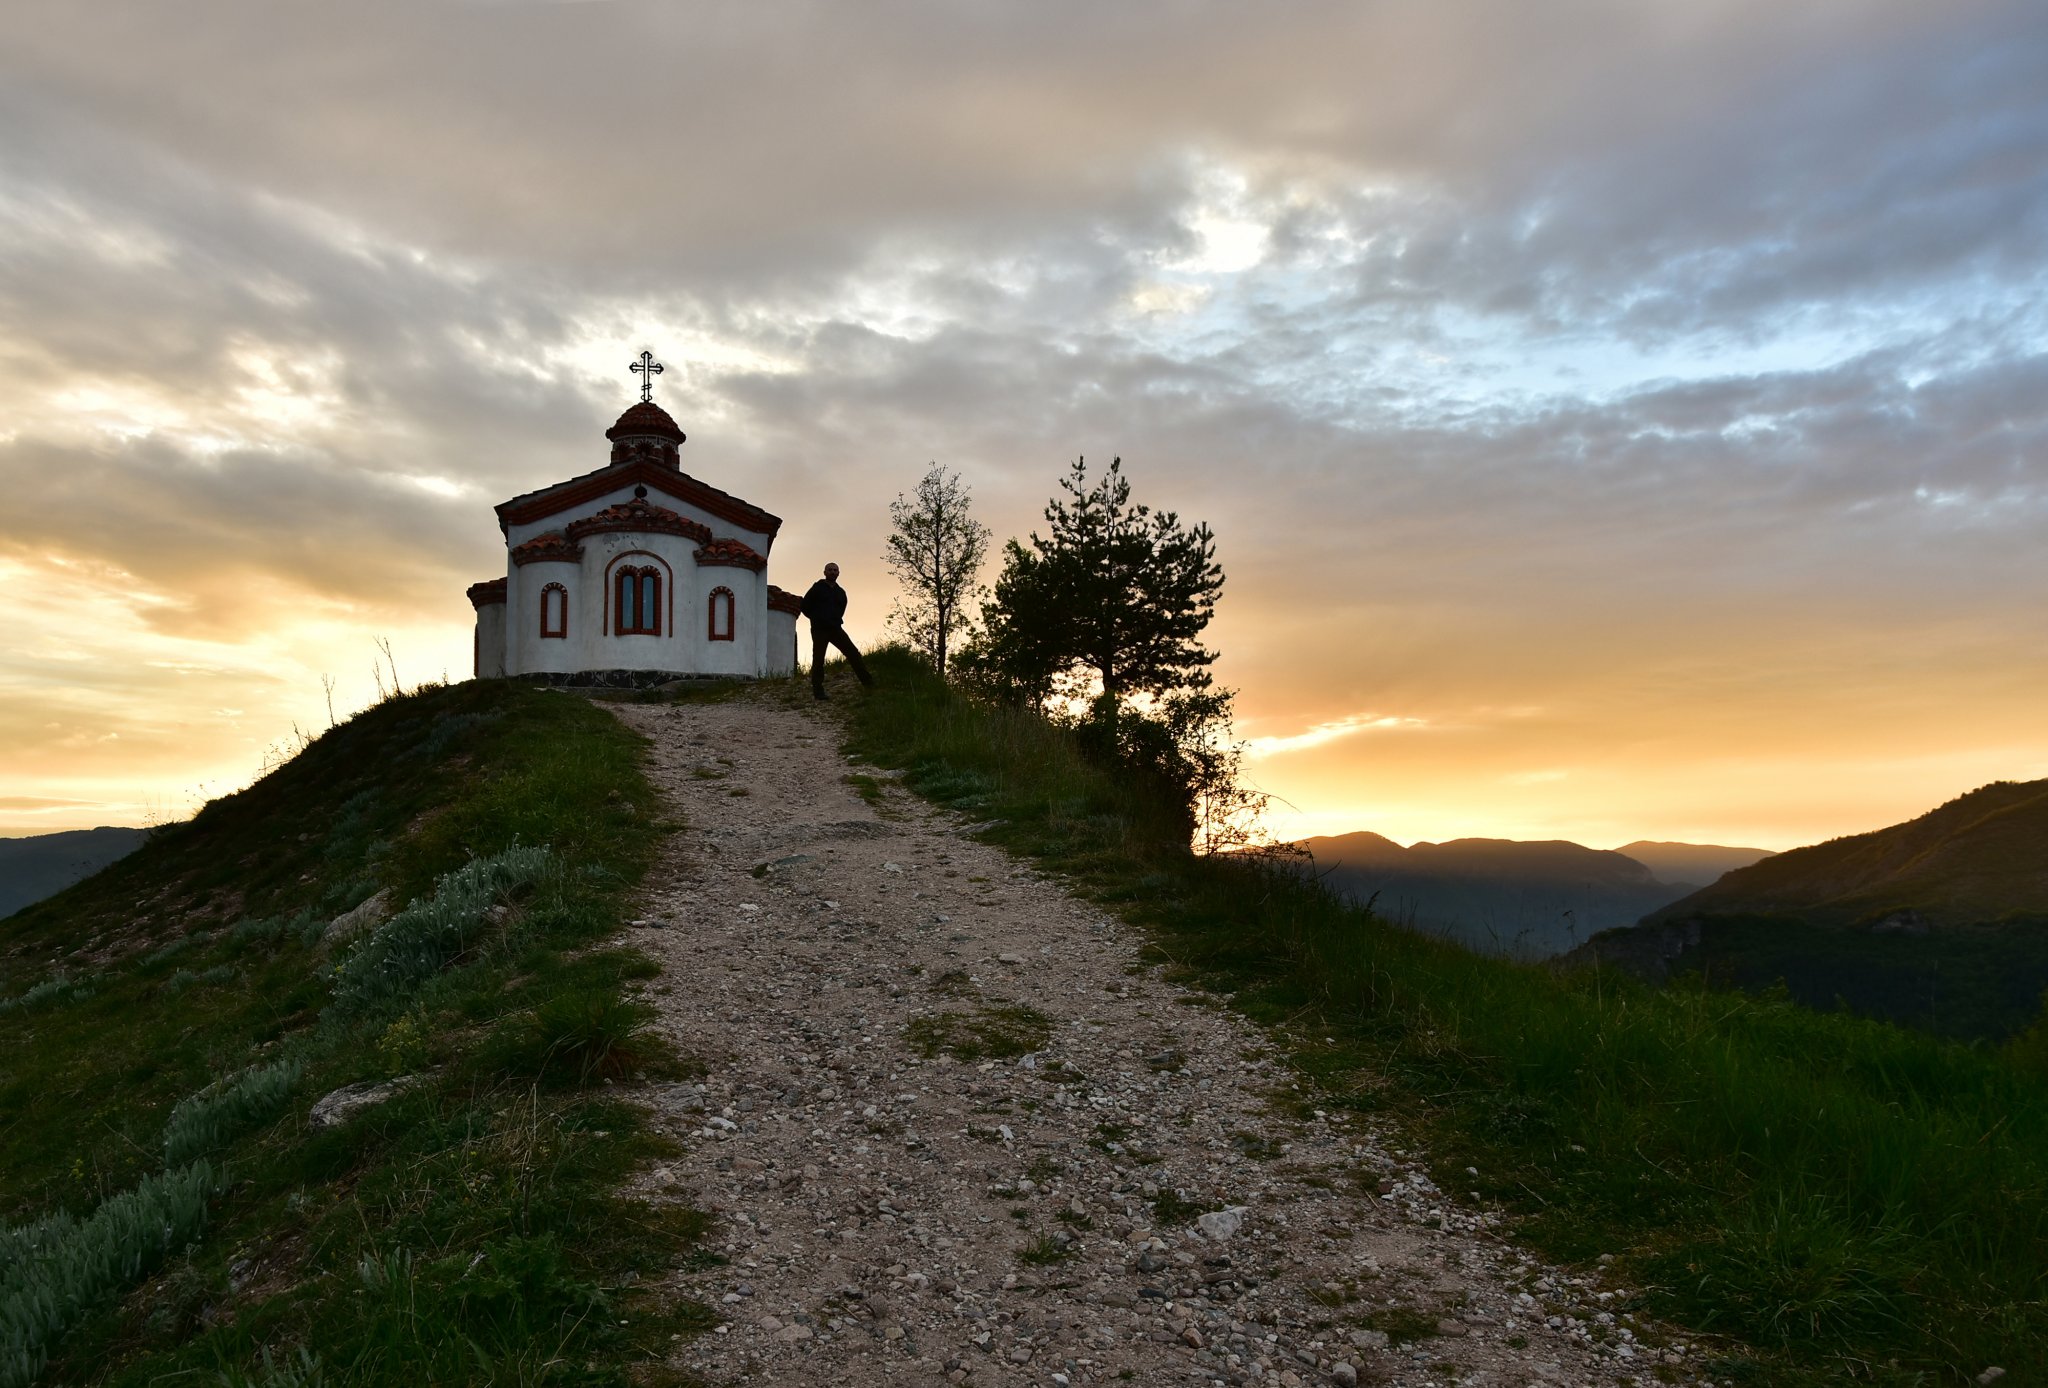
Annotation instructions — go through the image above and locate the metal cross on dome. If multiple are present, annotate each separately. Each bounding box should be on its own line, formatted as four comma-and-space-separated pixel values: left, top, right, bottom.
630, 350, 664, 403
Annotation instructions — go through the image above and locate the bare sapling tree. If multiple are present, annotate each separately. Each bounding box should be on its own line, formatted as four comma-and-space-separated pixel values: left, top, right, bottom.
321, 673, 338, 728
374, 637, 402, 699
883, 464, 991, 680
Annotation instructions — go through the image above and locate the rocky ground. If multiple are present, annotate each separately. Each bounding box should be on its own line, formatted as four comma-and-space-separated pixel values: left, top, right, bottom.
610, 692, 1716, 1388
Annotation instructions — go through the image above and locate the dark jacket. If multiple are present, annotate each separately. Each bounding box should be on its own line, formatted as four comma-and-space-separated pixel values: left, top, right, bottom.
801, 578, 848, 631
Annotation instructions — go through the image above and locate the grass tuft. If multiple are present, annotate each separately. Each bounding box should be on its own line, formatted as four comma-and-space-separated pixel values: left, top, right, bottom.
842, 773, 887, 807
1017, 1234, 1072, 1266
498, 990, 659, 1088
907, 1004, 1053, 1062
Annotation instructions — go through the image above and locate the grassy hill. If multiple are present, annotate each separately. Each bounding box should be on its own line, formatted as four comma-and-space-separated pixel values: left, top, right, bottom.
848, 647, 2048, 1388
0, 681, 709, 1387
1645, 778, 2048, 927
0, 828, 147, 919
1298, 831, 1691, 958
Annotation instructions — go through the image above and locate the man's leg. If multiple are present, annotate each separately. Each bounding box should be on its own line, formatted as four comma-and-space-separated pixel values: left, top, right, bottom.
828, 628, 875, 687
810, 628, 831, 698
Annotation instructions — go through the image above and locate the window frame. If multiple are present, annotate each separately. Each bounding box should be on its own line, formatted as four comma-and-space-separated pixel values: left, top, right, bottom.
614, 565, 663, 636
540, 582, 569, 639
708, 585, 736, 642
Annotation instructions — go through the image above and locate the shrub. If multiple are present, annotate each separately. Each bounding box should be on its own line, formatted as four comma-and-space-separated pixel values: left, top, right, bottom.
138, 933, 210, 972
163, 1057, 303, 1164
0, 1162, 217, 1388
328, 845, 554, 1018
0, 974, 89, 1016
165, 964, 238, 994
226, 910, 324, 952
374, 1012, 430, 1076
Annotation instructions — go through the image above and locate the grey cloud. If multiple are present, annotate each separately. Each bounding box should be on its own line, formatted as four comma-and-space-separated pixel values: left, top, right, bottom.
0, 2, 2006, 286
2, 0, 2045, 838
0, 434, 489, 634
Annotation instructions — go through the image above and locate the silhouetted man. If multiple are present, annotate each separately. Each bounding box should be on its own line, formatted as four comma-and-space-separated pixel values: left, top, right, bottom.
801, 562, 874, 699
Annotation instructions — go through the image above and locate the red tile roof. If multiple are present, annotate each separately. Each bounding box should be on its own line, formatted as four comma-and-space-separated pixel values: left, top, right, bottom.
694, 536, 767, 571
496, 459, 781, 539
565, 493, 714, 544
510, 532, 584, 566
605, 400, 686, 443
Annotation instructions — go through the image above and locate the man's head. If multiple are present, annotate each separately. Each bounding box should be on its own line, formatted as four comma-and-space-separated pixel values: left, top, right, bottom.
824, 563, 840, 580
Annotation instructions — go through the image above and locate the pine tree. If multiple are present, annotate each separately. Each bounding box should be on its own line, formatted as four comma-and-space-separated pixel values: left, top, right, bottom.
970, 456, 1258, 847
983, 456, 1224, 716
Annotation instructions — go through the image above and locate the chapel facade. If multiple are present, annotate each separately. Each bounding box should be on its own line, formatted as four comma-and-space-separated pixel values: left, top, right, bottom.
466, 377, 800, 684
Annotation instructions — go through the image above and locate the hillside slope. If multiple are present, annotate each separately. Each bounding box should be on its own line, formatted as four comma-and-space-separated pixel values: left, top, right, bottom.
1573, 779, 2048, 1041
1645, 778, 2048, 927
0, 682, 708, 1387
0, 827, 147, 918
1300, 831, 1692, 957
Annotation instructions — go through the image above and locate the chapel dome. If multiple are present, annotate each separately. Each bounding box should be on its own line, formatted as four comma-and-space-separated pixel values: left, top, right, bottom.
605, 400, 686, 444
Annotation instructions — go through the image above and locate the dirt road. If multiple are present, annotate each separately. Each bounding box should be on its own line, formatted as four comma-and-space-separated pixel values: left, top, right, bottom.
613, 695, 1701, 1388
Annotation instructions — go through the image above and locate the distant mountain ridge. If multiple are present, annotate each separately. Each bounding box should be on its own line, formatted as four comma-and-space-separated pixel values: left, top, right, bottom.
1298, 831, 1706, 959
1616, 840, 1773, 887
1643, 778, 2048, 928
0, 827, 148, 919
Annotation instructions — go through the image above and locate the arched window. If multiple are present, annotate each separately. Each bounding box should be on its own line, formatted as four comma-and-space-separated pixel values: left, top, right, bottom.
540, 583, 569, 639
708, 586, 736, 641
614, 566, 662, 636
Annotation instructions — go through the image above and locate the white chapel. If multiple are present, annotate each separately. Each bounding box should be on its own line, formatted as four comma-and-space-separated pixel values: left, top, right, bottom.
467, 355, 801, 684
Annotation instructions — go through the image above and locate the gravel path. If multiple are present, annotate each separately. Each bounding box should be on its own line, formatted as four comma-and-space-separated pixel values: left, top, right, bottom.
612, 694, 1711, 1388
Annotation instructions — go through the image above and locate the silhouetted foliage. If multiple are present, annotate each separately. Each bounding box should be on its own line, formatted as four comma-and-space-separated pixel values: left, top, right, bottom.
971, 456, 1223, 716
964, 457, 1258, 850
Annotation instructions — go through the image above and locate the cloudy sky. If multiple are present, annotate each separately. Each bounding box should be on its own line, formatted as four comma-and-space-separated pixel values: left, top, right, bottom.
3, 0, 2044, 849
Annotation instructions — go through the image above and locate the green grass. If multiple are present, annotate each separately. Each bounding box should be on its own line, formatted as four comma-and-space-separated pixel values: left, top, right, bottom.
1356, 1305, 1443, 1347
0, 681, 711, 1386
1147, 1188, 1217, 1227
842, 773, 887, 807
906, 1004, 1054, 1062
1017, 1233, 1073, 1267
846, 646, 2048, 1388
